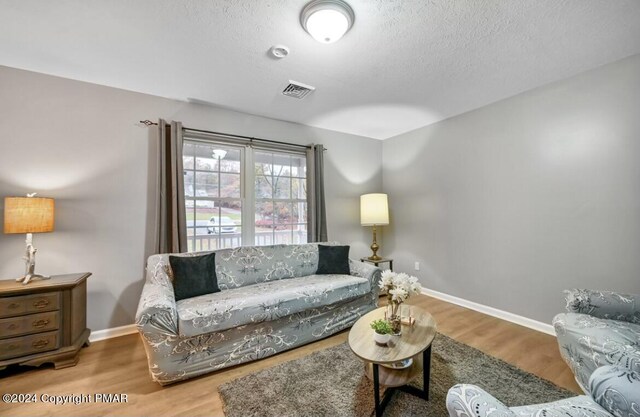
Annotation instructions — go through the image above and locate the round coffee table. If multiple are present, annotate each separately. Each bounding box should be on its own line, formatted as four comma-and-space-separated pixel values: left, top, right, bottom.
348, 306, 437, 417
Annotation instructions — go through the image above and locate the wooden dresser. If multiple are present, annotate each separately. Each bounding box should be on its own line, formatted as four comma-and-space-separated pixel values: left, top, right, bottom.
0, 273, 91, 370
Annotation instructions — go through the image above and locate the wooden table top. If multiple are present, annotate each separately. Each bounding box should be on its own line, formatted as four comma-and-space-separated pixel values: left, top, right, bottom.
348, 306, 437, 365
0, 273, 91, 295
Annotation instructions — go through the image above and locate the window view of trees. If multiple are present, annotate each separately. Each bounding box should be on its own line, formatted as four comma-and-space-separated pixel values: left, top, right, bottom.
183, 140, 308, 252
183, 142, 243, 252
254, 151, 307, 245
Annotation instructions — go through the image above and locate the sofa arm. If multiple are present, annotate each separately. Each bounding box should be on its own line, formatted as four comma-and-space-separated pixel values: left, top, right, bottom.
565, 289, 640, 324
446, 384, 516, 417
349, 259, 381, 296
135, 255, 178, 336
589, 365, 640, 416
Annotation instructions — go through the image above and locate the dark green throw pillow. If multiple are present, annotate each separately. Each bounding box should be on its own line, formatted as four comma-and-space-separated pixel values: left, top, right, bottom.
316, 245, 350, 275
169, 252, 219, 301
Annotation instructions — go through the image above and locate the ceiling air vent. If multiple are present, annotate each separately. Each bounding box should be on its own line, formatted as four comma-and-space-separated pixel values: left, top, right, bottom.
282, 80, 315, 99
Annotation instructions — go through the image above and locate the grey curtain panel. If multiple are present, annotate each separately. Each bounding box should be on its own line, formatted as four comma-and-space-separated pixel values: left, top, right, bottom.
306, 144, 328, 242
157, 119, 188, 254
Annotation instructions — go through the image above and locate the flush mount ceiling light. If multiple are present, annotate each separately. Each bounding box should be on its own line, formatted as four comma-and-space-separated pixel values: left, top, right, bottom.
300, 0, 355, 44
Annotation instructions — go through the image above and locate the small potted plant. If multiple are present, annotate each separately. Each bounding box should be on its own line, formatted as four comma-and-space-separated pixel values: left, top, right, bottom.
370, 319, 393, 345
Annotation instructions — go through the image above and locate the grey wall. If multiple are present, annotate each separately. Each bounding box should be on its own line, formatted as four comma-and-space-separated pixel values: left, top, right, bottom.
0, 66, 383, 331
383, 54, 640, 324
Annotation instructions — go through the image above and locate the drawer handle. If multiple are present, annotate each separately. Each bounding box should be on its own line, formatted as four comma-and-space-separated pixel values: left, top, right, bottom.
7, 323, 18, 330
32, 319, 50, 328
32, 339, 49, 349
33, 299, 50, 309
8, 302, 21, 310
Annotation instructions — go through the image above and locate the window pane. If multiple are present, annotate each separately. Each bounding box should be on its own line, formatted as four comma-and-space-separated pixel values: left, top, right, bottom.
291, 202, 307, 224
293, 224, 307, 244
273, 177, 290, 199
183, 156, 194, 170
220, 148, 241, 173
291, 156, 306, 177
273, 226, 293, 244
255, 229, 273, 246
195, 172, 218, 197
255, 175, 272, 198
195, 156, 216, 172
272, 154, 291, 176
220, 173, 241, 198
273, 202, 292, 224
185, 172, 195, 196
291, 178, 306, 200
255, 201, 273, 224
255, 152, 273, 175
195, 226, 209, 236
219, 201, 242, 226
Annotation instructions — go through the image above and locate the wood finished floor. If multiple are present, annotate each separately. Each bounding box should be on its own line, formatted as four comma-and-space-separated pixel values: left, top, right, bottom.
0, 295, 580, 416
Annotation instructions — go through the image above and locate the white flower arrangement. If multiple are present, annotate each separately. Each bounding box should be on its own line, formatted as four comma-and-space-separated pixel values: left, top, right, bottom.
379, 270, 422, 303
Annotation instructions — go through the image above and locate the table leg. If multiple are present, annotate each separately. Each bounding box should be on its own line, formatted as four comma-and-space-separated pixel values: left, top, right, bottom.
423, 345, 432, 400
373, 363, 382, 417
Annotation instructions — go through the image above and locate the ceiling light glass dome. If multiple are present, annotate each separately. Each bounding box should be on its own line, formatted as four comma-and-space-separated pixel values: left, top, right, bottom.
301, 0, 355, 44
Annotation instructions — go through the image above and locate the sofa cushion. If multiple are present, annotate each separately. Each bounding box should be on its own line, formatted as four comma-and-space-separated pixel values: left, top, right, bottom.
316, 245, 350, 275
214, 244, 320, 290
553, 312, 640, 391
176, 273, 370, 337
589, 365, 640, 417
169, 252, 219, 301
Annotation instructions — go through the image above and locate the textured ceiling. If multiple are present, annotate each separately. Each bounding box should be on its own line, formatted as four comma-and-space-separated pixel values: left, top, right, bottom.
1, 0, 640, 139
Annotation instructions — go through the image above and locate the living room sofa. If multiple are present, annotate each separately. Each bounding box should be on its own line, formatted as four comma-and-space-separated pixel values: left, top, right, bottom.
446, 289, 640, 417
136, 243, 381, 385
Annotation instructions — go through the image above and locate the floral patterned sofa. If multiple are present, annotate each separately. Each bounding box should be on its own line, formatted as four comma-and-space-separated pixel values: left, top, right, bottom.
136, 243, 381, 385
554, 289, 640, 391
446, 289, 640, 417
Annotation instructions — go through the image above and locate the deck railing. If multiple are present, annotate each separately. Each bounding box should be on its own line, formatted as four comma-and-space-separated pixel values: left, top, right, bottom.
187, 230, 307, 252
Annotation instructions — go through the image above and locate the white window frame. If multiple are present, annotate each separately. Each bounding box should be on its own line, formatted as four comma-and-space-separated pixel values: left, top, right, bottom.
183, 134, 307, 251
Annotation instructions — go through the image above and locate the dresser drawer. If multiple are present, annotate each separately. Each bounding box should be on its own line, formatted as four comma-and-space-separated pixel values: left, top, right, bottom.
0, 311, 60, 339
0, 292, 59, 318
0, 331, 59, 360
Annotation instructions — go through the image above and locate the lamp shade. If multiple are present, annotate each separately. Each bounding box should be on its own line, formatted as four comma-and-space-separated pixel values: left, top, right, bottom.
360, 193, 389, 226
4, 197, 55, 234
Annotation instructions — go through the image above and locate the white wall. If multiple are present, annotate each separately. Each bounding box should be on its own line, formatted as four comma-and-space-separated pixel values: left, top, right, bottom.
382, 54, 640, 324
0, 66, 383, 331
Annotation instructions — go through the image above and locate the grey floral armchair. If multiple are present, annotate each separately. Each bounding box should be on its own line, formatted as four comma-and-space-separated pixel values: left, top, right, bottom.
553, 289, 640, 391
446, 289, 640, 417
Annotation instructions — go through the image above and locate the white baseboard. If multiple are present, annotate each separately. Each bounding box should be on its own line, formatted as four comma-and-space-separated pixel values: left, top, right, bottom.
421, 287, 555, 336
89, 324, 138, 342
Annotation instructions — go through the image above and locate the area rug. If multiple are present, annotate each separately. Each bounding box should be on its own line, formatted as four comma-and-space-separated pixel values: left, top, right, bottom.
218, 333, 575, 417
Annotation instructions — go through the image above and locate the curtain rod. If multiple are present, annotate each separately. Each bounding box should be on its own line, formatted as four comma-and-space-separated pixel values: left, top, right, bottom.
139, 120, 324, 151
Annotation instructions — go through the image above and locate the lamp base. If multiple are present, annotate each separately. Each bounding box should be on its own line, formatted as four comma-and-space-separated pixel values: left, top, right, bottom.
17, 274, 50, 285
368, 225, 383, 261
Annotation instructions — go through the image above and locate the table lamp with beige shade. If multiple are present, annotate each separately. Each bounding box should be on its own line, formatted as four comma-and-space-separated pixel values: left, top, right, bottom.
360, 193, 389, 261
3, 194, 55, 285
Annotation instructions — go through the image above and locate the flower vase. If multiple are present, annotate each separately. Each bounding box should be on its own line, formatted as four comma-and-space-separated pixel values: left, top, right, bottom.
387, 299, 402, 335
